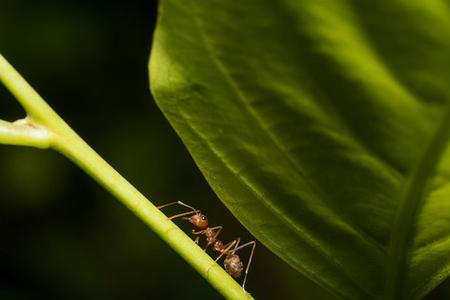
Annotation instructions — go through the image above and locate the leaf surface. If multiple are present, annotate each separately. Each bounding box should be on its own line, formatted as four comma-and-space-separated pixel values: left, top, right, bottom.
149, 1, 450, 299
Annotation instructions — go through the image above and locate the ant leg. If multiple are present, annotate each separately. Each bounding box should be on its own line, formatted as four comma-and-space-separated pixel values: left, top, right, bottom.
206, 239, 237, 276
211, 226, 223, 239
233, 237, 241, 250
214, 239, 238, 262
230, 241, 256, 291
192, 229, 206, 246
192, 229, 206, 235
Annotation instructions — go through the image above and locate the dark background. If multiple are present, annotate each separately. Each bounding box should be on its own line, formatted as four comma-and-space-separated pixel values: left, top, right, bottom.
0, 1, 449, 299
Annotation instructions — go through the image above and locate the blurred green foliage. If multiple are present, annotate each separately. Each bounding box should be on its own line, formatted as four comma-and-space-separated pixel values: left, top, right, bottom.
1, 1, 450, 299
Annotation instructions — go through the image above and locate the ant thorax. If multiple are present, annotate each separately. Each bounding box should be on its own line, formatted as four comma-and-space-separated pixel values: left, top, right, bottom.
204, 228, 218, 243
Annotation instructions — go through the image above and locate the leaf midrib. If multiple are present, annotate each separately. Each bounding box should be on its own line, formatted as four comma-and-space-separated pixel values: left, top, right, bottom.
385, 105, 450, 300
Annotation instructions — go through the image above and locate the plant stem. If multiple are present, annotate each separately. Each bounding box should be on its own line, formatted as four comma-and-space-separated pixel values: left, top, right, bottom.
0, 53, 252, 300
0, 117, 51, 148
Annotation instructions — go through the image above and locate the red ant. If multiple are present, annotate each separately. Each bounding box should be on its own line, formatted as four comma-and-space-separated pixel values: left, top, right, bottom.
158, 201, 256, 290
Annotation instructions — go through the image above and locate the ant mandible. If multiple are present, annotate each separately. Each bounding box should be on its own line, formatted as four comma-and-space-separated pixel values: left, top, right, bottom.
158, 201, 256, 291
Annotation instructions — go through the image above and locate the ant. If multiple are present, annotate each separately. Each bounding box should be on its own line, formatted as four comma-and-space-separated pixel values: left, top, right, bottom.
158, 201, 256, 290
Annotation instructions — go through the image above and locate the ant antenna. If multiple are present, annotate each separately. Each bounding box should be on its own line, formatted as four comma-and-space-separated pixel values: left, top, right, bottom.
157, 201, 198, 212
157, 201, 200, 220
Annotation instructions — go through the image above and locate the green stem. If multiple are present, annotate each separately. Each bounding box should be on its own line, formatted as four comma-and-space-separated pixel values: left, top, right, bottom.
0, 53, 252, 300
385, 106, 450, 300
0, 117, 51, 148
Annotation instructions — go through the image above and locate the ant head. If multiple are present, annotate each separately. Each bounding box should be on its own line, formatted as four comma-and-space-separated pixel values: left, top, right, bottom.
184, 211, 208, 229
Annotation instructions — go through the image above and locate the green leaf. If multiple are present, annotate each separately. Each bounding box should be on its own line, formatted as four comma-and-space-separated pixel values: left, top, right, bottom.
149, 1, 450, 299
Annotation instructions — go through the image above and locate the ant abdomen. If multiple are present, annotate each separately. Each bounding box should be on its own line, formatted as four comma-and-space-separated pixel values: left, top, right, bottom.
224, 254, 244, 278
